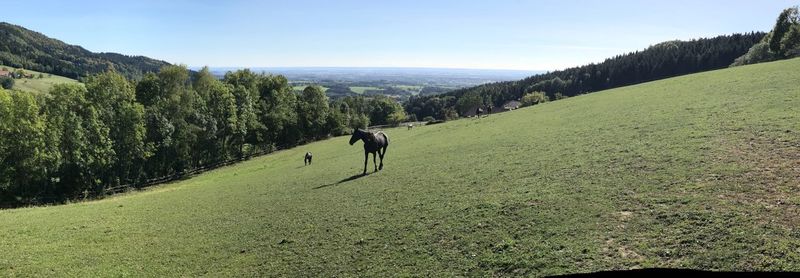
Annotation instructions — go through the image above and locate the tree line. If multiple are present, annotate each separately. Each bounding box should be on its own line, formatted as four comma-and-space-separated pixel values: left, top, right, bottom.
0, 66, 405, 207
405, 32, 765, 121
732, 6, 800, 66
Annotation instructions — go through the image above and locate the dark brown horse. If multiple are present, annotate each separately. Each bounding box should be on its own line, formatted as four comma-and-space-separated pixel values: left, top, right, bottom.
349, 129, 389, 174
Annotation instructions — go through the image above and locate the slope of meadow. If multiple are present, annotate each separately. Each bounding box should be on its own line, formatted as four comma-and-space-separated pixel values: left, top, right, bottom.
0, 59, 798, 276
1, 66, 80, 94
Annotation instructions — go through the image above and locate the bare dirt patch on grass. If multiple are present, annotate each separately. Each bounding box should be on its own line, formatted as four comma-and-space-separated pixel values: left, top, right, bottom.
713, 131, 800, 227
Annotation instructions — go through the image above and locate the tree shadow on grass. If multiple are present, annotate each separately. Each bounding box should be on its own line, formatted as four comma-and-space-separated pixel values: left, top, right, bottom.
314, 173, 370, 189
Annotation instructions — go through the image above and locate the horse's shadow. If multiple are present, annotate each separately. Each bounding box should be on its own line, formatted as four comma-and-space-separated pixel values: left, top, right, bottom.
314, 173, 369, 189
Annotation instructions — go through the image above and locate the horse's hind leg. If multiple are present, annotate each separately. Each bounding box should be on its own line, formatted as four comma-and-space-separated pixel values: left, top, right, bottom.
372, 152, 378, 172
378, 146, 387, 170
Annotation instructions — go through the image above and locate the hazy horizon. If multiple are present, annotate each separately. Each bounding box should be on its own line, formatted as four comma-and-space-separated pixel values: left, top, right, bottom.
196, 66, 543, 85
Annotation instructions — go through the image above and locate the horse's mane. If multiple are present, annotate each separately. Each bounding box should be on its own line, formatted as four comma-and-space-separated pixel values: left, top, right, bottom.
355, 129, 386, 143
365, 131, 376, 142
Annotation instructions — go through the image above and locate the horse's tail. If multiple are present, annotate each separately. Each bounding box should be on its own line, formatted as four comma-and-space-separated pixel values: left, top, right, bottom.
379, 132, 389, 155
378, 132, 388, 170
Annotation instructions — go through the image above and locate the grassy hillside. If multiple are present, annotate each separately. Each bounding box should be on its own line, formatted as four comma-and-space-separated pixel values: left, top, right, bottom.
406, 33, 765, 121
1, 65, 79, 93
1, 59, 798, 276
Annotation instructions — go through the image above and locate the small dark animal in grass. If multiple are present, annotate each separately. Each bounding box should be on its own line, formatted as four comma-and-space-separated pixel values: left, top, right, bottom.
349, 129, 389, 174
475, 107, 484, 118
304, 152, 313, 165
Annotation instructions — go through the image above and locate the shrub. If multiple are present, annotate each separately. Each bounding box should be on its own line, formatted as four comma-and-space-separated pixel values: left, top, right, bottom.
0, 77, 13, 89
442, 108, 459, 120
521, 91, 549, 107
387, 109, 407, 126
731, 42, 778, 66
422, 116, 435, 122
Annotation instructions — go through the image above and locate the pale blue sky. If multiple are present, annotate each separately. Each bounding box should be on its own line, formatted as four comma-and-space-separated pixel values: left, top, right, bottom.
3, 0, 796, 70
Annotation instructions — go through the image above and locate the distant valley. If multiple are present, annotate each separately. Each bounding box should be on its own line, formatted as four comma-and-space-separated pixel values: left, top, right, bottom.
200, 66, 543, 100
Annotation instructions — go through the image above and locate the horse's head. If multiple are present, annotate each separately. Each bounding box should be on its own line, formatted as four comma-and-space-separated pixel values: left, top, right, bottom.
349, 129, 362, 145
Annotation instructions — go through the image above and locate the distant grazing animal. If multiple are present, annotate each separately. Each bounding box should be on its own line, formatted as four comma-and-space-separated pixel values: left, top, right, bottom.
407, 123, 413, 130
304, 152, 313, 165
475, 107, 484, 118
487, 106, 493, 115
349, 129, 389, 174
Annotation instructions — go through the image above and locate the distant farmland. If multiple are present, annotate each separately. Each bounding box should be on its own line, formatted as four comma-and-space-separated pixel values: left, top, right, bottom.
349, 86, 381, 94
0, 65, 80, 94
291, 85, 328, 92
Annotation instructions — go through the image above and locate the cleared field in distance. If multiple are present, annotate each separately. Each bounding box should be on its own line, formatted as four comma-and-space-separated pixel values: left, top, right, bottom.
349, 86, 381, 94
0, 65, 80, 93
291, 85, 328, 92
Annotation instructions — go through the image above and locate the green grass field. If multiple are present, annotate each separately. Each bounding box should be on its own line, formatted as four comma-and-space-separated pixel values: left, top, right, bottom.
350, 86, 381, 94
0, 66, 80, 94
292, 85, 328, 92
1, 59, 799, 276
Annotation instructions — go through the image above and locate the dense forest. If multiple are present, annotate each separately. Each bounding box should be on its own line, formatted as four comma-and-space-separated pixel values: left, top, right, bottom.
405, 32, 765, 120
0, 22, 169, 80
0, 66, 406, 207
